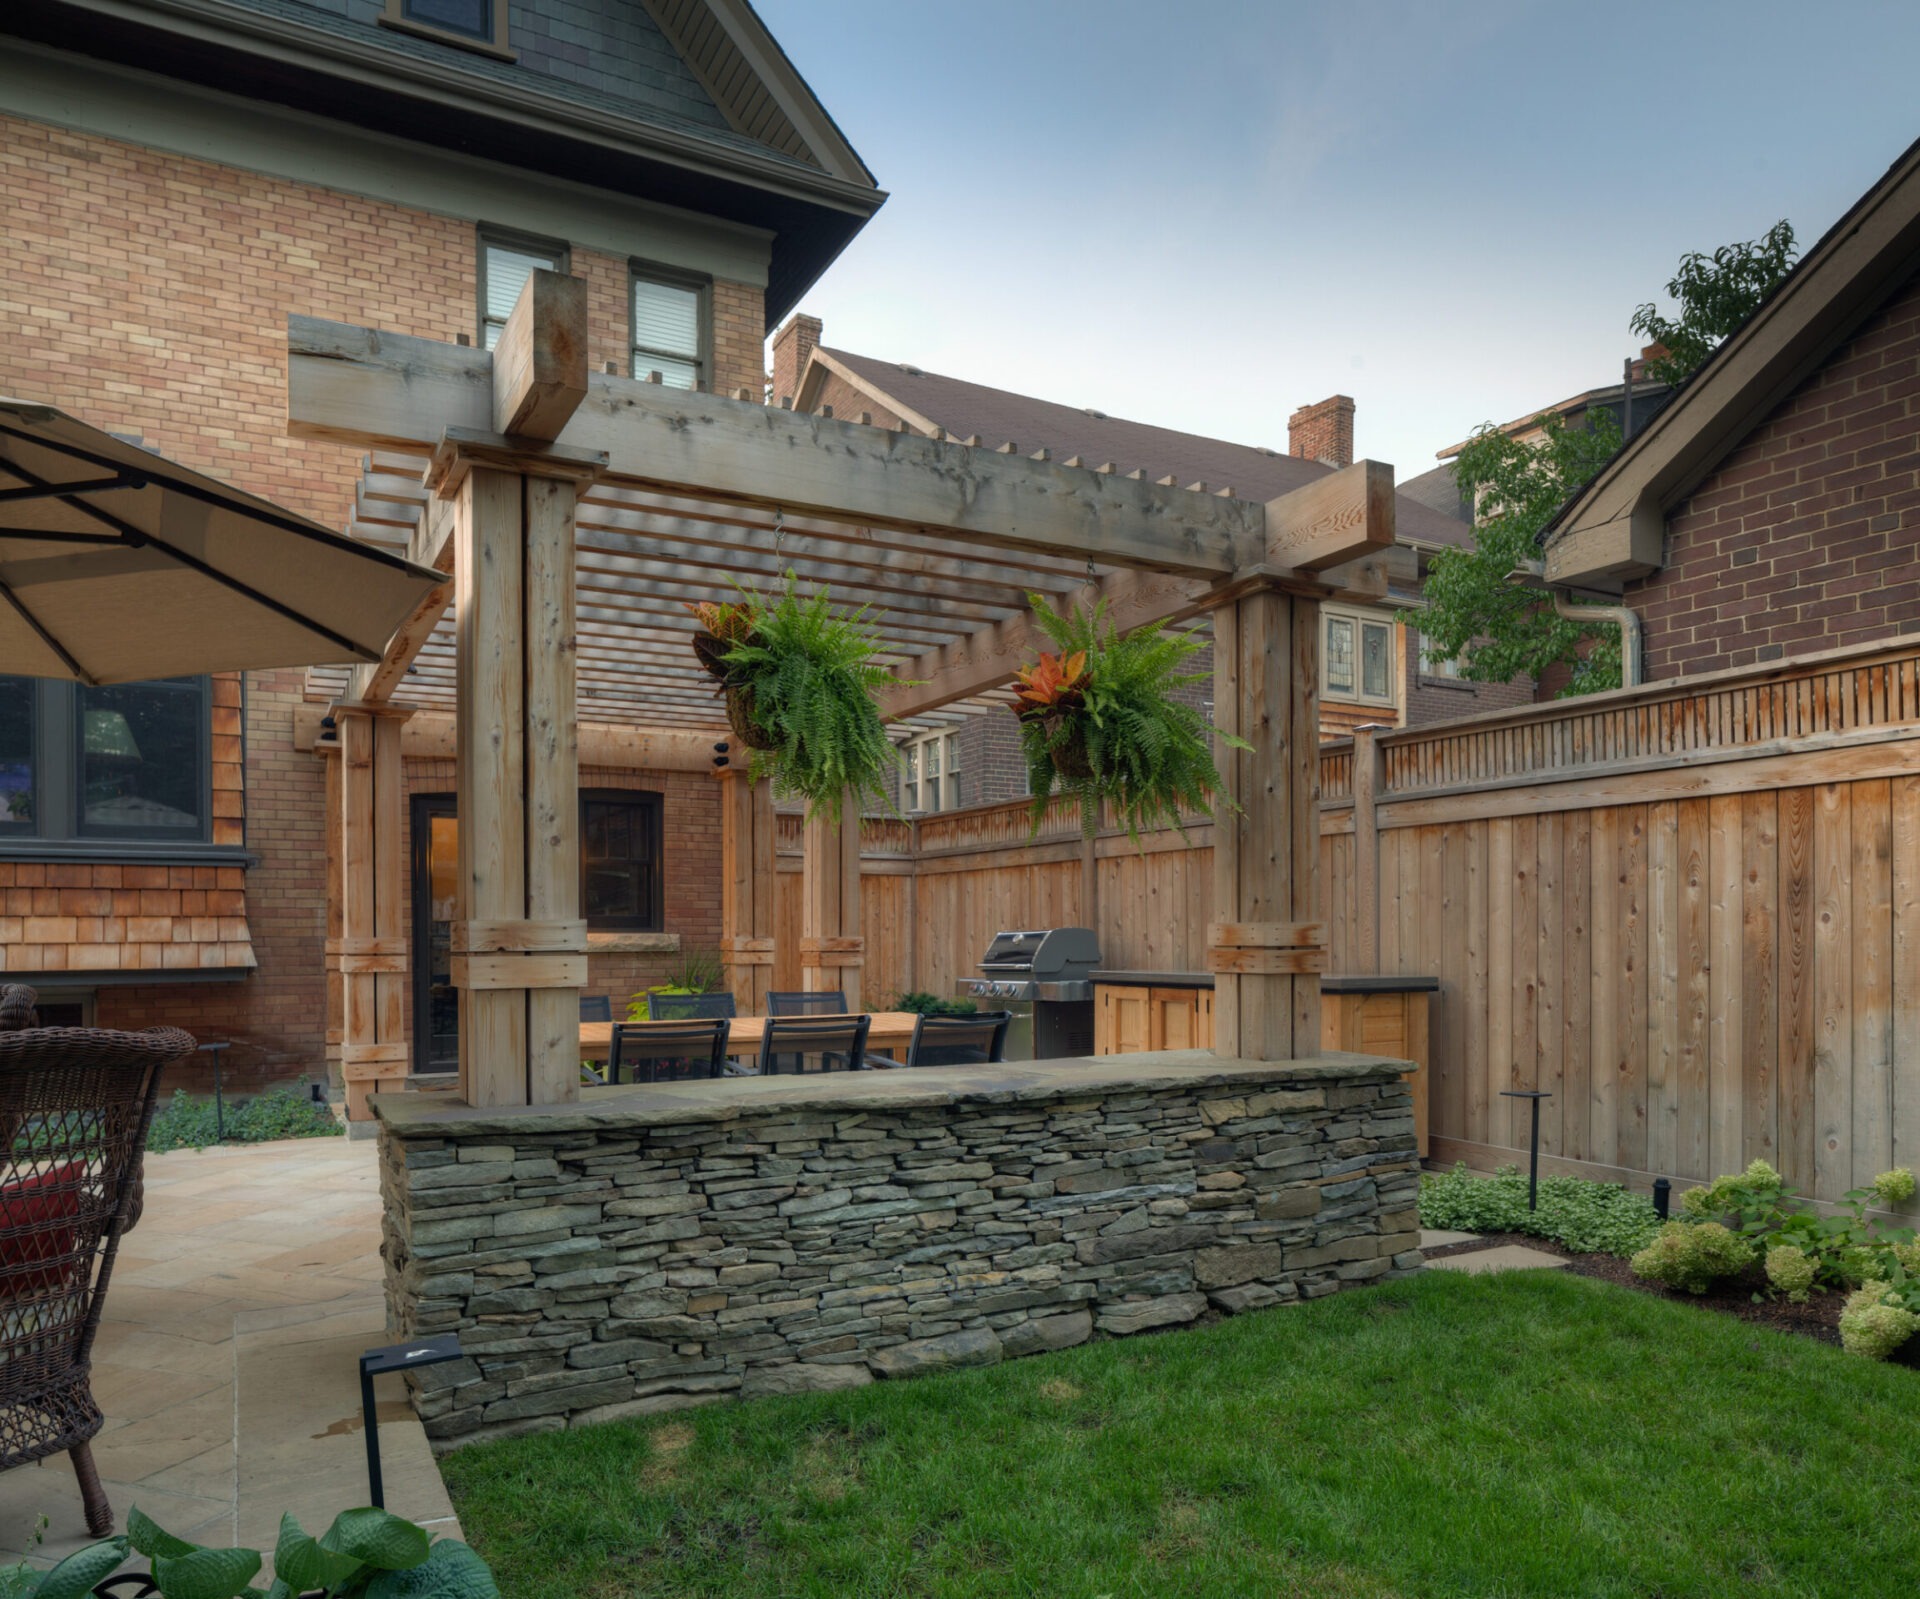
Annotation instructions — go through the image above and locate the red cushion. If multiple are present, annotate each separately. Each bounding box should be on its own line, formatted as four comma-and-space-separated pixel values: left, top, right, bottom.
0, 1162, 85, 1296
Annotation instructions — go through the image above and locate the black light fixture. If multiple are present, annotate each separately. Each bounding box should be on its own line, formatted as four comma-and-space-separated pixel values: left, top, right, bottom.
1499, 1089, 1552, 1211
359, 1333, 464, 1507
1652, 1177, 1672, 1219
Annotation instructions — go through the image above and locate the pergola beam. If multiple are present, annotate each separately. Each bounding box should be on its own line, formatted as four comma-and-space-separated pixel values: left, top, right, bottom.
289, 316, 1265, 575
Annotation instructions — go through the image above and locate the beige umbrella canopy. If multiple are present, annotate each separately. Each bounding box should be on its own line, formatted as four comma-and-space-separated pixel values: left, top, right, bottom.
0, 398, 445, 683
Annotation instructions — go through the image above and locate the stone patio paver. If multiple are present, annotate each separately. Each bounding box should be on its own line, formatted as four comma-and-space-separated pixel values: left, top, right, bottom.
1418, 1229, 1480, 1249
1423, 1243, 1569, 1275
0, 1137, 456, 1568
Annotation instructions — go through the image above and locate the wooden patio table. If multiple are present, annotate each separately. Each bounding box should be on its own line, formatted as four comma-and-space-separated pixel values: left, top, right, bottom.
578, 1012, 923, 1063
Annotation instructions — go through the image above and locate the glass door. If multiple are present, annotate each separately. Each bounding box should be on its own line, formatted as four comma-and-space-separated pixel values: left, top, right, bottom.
410, 794, 459, 1074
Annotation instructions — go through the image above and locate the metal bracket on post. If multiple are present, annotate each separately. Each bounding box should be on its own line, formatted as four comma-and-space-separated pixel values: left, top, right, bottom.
358, 1333, 464, 1508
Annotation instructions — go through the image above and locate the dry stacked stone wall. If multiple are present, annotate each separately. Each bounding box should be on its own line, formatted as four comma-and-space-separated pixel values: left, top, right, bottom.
377, 1059, 1419, 1449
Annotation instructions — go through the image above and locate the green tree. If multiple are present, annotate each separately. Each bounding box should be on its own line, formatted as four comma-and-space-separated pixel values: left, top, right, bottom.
1631, 219, 1797, 386
1420, 222, 1800, 696
1419, 410, 1626, 695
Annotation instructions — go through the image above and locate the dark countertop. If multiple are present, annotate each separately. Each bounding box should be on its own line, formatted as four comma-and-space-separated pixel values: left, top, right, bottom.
1093, 970, 1441, 994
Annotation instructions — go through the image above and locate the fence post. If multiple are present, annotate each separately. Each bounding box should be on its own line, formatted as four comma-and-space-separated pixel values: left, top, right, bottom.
1352, 724, 1385, 971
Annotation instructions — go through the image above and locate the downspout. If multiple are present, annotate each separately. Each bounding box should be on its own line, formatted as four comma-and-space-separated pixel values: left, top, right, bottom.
1506, 558, 1644, 688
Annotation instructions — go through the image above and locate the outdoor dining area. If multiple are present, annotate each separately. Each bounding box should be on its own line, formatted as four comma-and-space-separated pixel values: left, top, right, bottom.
576, 993, 1013, 1081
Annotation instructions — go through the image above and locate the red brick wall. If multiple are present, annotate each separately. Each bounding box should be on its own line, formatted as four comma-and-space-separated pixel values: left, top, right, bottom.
1287, 395, 1355, 469
0, 113, 762, 1091
1626, 267, 1920, 678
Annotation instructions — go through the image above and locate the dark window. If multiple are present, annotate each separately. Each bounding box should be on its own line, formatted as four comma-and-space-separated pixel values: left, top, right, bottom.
0, 675, 211, 849
402, 0, 493, 42
581, 790, 663, 931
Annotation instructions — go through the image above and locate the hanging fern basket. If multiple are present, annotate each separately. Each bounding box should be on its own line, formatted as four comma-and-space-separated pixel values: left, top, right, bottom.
692, 630, 735, 682
725, 684, 780, 751
1039, 711, 1095, 780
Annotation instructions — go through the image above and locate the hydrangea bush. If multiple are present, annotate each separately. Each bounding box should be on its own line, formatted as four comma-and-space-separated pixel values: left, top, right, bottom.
1633, 1157, 1920, 1359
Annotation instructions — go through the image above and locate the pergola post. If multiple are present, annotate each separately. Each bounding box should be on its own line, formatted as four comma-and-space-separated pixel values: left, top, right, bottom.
334, 703, 414, 1118
1208, 584, 1325, 1060
446, 456, 591, 1107
801, 798, 863, 1010
321, 740, 343, 1100
718, 768, 777, 1013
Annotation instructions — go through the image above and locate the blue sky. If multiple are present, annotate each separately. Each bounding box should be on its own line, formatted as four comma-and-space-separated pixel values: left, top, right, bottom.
758, 0, 1920, 479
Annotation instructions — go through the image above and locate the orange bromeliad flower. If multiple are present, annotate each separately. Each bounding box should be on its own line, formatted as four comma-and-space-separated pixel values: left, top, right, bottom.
1014, 649, 1088, 713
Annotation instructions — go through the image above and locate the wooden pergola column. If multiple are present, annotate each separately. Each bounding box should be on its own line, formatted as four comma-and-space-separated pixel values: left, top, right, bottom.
1208, 583, 1326, 1060
332, 702, 414, 1118
718, 768, 777, 1013
801, 799, 863, 1010
321, 740, 343, 1098
443, 448, 597, 1108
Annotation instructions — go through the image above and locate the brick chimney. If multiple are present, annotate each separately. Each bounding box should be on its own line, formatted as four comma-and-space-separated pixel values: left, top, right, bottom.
770, 312, 822, 409
1288, 394, 1355, 468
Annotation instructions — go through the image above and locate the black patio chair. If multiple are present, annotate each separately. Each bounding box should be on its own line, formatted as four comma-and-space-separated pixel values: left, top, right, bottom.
766, 991, 848, 1016
608, 1018, 730, 1085
578, 995, 613, 1023
756, 1013, 871, 1076
887, 1010, 1014, 1068
647, 992, 738, 1021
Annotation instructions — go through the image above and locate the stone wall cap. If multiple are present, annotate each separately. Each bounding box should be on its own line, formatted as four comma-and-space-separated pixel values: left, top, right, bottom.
369, 1051, 1411, 1138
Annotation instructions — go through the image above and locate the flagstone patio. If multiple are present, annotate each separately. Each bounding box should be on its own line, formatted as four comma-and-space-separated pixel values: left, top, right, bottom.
0, 1137, 456, 1566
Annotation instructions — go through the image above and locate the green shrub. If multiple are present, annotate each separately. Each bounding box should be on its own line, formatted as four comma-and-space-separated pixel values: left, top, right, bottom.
894, 991, 977, 1018
1630, 1221, 1752, 1294
1679, 1157, 1917, 1295
147, 1079, 340, 1153
1416, 1164, 1663, 1257
1839, 1281, 1920, 1360
1765, 1244, 1817, 1303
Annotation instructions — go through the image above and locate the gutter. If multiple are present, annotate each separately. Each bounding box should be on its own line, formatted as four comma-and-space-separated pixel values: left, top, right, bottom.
1506, 559, 1643, 687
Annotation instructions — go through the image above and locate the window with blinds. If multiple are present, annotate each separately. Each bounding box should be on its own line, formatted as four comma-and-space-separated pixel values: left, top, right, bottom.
479, 231, 568, 352
631, 272, 706, 391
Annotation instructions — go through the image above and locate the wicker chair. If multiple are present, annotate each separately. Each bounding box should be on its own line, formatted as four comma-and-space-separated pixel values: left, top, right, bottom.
0, 1012, 191, 1536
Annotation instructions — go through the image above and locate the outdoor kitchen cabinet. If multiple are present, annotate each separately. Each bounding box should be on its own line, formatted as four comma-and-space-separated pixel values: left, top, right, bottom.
1093, 975, 1213, 1055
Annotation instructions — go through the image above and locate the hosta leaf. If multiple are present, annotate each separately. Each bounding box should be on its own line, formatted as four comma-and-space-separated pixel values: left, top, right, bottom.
365, 1541, 499, 1599
128, 1509, 198, 1561
274, 1514, 363, 1595
30, 1540, 128, 1599
318, 1510, 430, 1573
152, 1545, 262, 1599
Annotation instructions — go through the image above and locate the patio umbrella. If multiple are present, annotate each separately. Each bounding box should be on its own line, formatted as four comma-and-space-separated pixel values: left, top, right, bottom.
0, 398, 445, 683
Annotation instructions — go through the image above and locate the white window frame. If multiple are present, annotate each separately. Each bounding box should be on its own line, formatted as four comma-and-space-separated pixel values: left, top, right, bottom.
478, 228, 569, 353
630, 265, 709, 391
902, 729, 962, 813
1322, 605, 1399, 709
1414, 620, 1465, 681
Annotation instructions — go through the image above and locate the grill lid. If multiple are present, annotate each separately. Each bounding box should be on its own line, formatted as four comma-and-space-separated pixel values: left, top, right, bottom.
977, 927, 1101, 979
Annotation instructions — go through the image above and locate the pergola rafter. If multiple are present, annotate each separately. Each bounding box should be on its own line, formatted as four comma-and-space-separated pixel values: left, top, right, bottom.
293, 271, 1395, 1113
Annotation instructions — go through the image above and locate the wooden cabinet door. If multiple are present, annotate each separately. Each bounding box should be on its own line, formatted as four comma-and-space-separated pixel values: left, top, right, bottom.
1149, 987, 1208, 1051
1097, 986, 1153, 1055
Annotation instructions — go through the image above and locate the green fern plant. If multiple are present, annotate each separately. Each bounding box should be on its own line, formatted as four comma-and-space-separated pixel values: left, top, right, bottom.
719, 577, 902, 823
1014, 592, 1246, 841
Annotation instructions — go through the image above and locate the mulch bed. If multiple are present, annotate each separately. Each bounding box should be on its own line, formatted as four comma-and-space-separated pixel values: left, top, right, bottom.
1421, 1230, 1920, 1360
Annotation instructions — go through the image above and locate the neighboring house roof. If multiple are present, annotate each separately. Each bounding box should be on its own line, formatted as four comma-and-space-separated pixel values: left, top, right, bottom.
801, 347, 1475, 553
1, 0, 884, 324
1396, 462, 1472, 535
1546, 135, 1920, 587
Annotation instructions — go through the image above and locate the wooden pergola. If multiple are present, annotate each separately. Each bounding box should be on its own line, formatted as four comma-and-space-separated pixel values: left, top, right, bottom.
287, 273, 1396, 1111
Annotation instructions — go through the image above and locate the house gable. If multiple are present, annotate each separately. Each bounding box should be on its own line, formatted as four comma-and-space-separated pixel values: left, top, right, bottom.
1625, 263, 1920, 678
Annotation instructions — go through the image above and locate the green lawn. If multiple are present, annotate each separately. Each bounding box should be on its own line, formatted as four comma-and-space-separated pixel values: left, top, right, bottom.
441, 1270, 1920, 1598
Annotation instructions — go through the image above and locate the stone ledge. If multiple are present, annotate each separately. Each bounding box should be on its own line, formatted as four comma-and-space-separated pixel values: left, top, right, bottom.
586, 931, 681, 954
371, 1051, 1412, 1138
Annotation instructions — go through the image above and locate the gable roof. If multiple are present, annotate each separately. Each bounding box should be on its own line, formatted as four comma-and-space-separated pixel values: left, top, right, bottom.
2, 0, 883, 325
1545, 135, 1920, 588
802, 347, 1475, 552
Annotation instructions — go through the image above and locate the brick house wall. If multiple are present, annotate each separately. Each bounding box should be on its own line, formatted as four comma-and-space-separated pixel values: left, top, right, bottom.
0, 112, 754, 1090
1625, 267, 1920, 679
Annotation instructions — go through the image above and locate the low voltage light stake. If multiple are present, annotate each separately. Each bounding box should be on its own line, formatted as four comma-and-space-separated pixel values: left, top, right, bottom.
1499, 1090, 1552, 1212
360, 1333, 464, 1508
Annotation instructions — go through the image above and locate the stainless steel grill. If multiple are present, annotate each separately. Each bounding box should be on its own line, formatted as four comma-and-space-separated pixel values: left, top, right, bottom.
956, 927, 1100, 1060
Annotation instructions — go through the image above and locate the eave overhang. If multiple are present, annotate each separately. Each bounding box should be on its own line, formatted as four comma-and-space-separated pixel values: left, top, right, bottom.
0, 0, 886, 326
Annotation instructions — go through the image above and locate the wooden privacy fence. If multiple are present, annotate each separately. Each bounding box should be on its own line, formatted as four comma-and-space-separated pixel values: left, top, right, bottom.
769, 635, 1920, 1202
